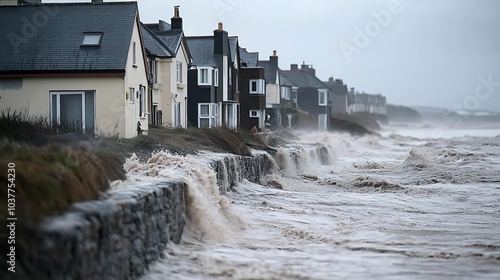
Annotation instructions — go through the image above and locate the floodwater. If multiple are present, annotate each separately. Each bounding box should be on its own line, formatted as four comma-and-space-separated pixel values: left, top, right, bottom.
129, 123, 500, 280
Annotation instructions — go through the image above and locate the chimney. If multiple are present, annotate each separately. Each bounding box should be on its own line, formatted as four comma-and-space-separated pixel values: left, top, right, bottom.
350, 87, 355, 93
270, 50, 278, 70
214, 22, 228, 56
171, 5, 183, 30
300, 62, 315, 76
329, 77, 334, 83
290, 64, 298, 71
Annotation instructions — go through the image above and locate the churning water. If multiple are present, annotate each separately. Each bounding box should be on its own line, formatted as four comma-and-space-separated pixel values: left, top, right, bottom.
133, 124, 500, 280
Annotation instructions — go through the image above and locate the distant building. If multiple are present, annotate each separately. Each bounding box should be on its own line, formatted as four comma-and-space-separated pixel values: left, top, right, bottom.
323, 77, 348, 114
238, 47, 266, 131
348, 88, 387, 115
258, 51, 281, 130
281, 63, 331, 131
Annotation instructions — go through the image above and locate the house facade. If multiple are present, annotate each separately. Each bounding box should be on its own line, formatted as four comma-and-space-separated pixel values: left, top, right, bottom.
239, 47, 266, 131
279, 71, 298, 128
258, 51, 281, 130
0, 1, 149, 138
186, 23, 239, 129
324, 77, 349, 114
281, 63, 330, 131
142, 6, 192, 128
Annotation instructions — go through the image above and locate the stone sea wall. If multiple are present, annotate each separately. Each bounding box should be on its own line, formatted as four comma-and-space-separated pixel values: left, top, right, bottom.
4, 153, 274, 280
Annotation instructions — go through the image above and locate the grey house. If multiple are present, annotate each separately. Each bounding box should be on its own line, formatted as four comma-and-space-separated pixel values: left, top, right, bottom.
281, 63, 331, 131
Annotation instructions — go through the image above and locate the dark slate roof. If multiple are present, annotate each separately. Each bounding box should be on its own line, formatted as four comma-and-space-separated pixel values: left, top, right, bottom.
239, 47, 258, 67
258, 60, 278, 83
144, 23, 183, 56
186, 37, 217, 66
280, 70, 296, 87
281, 69, 329, 90
141, 24, 173, 58
0, 2, 138, 73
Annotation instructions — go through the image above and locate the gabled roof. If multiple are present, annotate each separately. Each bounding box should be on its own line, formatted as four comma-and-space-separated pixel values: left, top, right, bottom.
281, 69, 329, 90
258, 60, 278, 83
143, 23, 183, 57
280, 70, 296, 87
185, 37, 217, 67
0, 2, 138, 73
239, 47, 258, 67
141, 24, 173, 57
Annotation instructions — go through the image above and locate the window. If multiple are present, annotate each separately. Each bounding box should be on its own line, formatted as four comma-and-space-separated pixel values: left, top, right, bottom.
250, 79, 265, 94
151, 60, 158, 85
214, 68, 219, 87
318, 114, 327, 131
81, 32, 103, 47
198, 67, 213, 85
318, 90, 328, 106
176, 62, 182, 83
139, 85, 146, 117
249, 110, 260, 118
129, 87, 135, 104
50, 91, 95, 133
198, 103, 218, 127
280, 86, 290, 100
174, 102, 182, 128
133, 42, 137, 65
226, 104, 237, 129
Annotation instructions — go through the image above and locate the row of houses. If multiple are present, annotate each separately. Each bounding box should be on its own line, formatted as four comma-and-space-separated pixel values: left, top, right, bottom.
0, 0, 387, 138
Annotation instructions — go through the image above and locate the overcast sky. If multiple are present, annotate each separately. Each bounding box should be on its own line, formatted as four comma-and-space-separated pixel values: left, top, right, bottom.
46, 0, 500, 112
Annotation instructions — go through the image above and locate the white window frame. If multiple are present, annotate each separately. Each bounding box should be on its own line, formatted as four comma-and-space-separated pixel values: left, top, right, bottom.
129, 87, 135, 104
198, 103, 218, 127
139, 85, 146, 118
250, 79, 265, 94
198, 67, 213, 86
50, 91, 89, 132
280, 86, 290, 100
133, 42, 137, 65
176, 62, 182, 83
214, 68, 219, 87
318, 90, 328, 106
151, 60, 158, 85
249, 110, 260, 118
82, 32, 103, 47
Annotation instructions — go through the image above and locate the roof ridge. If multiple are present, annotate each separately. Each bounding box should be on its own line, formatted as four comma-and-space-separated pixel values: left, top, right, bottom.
141, 22, 174, 57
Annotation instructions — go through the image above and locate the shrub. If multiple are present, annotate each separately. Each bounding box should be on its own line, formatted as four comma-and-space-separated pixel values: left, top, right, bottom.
0, 140, 125, 224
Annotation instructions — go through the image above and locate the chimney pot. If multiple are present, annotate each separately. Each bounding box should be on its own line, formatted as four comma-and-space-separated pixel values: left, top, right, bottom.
218, 22, 223, 30
174, 5, 180, 18
273, 50, 277, 57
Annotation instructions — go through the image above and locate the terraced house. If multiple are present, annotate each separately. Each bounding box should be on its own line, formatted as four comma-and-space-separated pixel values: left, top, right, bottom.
0, 0, 149, 138
186, 23, 240, 129
141, 6, 192, 128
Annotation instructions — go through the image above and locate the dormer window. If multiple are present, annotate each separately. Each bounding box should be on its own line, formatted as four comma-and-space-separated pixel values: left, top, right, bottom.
81, 32, 103, 47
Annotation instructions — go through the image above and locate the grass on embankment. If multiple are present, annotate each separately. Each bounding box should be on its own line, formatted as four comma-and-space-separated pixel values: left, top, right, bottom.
0, 109, 269, 224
